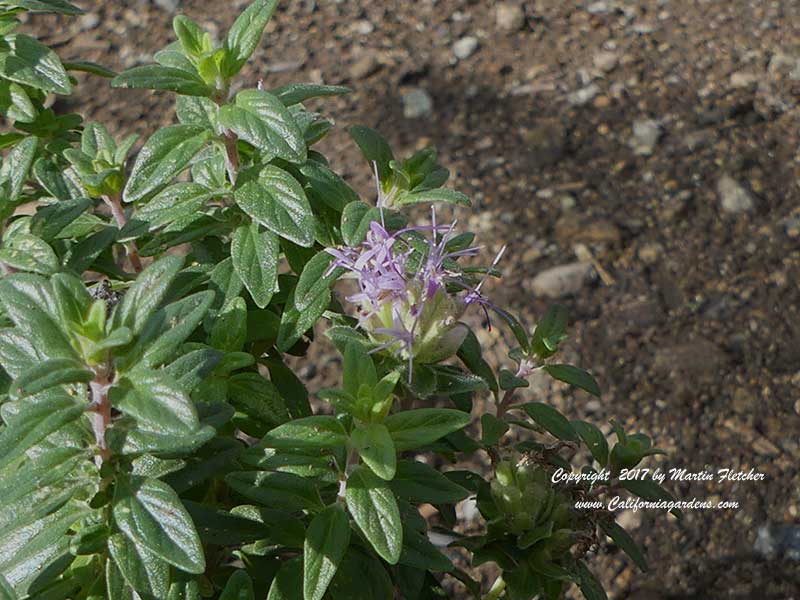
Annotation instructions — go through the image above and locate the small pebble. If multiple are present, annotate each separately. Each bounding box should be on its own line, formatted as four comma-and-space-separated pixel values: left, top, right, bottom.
453, 36, 479, 60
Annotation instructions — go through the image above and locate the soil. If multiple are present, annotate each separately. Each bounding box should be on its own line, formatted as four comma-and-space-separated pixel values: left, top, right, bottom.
25, 0, 800, 597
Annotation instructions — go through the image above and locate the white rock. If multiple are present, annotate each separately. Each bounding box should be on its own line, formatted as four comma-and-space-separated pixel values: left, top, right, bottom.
593, 50, 620, 73
78, 12, 100, 31
587, 1, 610, 14
153, 0, 179, 12
353, 20, 374, 35
730, 71, 759, 89
453, 36, 479, 60
717, 175, 755, 214
629, 119, 661, 156
402, 88, 433, 119
495, 3, 526, 31
616, 509, 643, 530
567, 84, 600, 106
529, 262, 594, 298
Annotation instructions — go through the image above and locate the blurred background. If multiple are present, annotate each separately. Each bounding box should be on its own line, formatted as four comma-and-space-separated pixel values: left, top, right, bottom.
26, 0, 800, 597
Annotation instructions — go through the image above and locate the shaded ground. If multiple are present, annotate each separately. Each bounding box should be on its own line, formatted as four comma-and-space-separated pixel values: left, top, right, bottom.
27, 0, 800, 597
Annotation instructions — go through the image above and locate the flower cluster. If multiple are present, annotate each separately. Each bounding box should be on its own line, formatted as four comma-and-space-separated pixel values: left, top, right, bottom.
327, 209, 504, 372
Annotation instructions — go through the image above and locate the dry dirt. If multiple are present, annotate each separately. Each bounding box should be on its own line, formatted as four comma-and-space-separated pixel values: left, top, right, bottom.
26, 0, 800, 597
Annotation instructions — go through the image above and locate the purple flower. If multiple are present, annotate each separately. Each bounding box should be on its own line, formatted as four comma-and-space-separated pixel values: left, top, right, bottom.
327, 207, 505, 371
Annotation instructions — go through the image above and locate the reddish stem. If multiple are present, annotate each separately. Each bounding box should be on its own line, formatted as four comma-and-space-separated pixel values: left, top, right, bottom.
89, 370, 112, 466
103, 193, 142, 272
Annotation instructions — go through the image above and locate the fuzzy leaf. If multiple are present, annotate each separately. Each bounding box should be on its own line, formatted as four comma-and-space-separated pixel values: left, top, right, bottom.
230, 222, 279, 308
123, 125, 209, 203
113, 476, 205, 574
303, 504, 351, 600
112, 65, 213, 96
345, 466, 402, 564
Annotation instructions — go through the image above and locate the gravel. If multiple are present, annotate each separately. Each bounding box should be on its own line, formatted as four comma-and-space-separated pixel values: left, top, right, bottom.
453, 36, 479, 60
402, 88, 433, 119
528, 262, 595, 298
717, 175, 755, 214
495, 3, 526, 32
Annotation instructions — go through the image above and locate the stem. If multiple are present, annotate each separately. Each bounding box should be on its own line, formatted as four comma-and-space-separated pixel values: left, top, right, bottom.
496, 389, 516, 419
88, 370, 112, 467
485, 576, 506, 600
102, 193, 142, 272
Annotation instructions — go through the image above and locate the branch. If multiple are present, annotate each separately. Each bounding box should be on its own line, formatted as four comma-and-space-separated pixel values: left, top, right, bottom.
102, 192, 142, 272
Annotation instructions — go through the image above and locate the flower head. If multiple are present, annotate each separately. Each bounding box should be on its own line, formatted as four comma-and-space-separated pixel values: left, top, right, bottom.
327, 208, 504, 375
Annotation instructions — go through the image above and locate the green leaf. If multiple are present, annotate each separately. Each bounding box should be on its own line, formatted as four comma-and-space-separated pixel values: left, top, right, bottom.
0, 390, 83, 471
176, 95, 219, 130
10, 357, 91, 399
235, 169, 314, 247
573, 560, 608, 600
7, 0, 83, 15
303, 504, 350, 600
0, 501, 91, 595
173, 15, 209, 58
107, 533, 170, 599
267, 557, 302, 600
272, 83, 350, 106
0, 233, 58, 275
530, 304, 568, 358
112, 476, 205, 574
481, 413, 509, 446
122, 125, 209, 203
223, 0, 279, 76
328, 550, 393, 600
220, 89, 306, 163
112, 255, 184, 334
111, 65, 213, 96
571, 420, 609, 466
260, 415, 347, 451
384, 408, 471, 451
498, 368, 528, 391
351, 423, 396, 481
110, 371, 202, 436
0, 274, 76, 360
276, 287, 329, 351
349, 126, 393, 181
228, 371, 290, 432
342, 342, 376, 397
230, 222, 279, 308
225, 471, 323, 511
127, 289, 214, 369
136, 183, 217, 229
599, 520, 648, 572
0, 135, 38, 203
389, 460, 469, 504
30, 198, 92, 241
65, 226, 119, 273
294, 251, 339, 312
220, 571, 255, 600
264, 357, 312, 418
0, 81, 36, 122
0, 34, 71, 94
521, 402, 579, 442
395, 188, 470, 207
543, 364, 601, 397
63, 60, 116, 78
398, 524, 453, 572
433, 365, 488, 395
295, 159, 360, 212
345, 466, 402, 564
457, 329, 498, 394
210, 296, 247, 352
